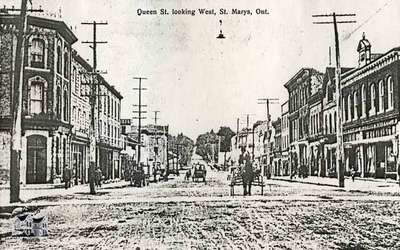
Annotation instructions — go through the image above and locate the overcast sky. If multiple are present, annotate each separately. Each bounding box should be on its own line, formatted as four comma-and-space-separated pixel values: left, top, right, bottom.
5, 0, 400, 140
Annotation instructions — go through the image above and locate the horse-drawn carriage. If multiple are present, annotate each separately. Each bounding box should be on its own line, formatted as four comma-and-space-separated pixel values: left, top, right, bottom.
192, 164, 207, 182
128, 165, 149, 187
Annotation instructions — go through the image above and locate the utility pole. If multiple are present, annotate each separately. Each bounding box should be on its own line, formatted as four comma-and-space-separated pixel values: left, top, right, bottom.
257, 98, 279, 175
8, 0, 43, 203
133, 77, 147, 169
236, 118, 239, 149
165, 125, 169, 179
153, 110, 160, 181
313, 12, 356, 188
81, 20, 108, 194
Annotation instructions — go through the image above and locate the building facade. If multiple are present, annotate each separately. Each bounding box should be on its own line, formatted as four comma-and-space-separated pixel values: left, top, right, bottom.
0, 15, 77, 184
70, 50, 91, 184
97, 76, 123, 180
280, 102, 290, 175
341, 34, 400, 179
284, 68, 323, 173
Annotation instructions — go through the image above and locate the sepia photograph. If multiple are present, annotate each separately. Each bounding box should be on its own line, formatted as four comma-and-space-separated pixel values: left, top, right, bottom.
1, 0, 400, 249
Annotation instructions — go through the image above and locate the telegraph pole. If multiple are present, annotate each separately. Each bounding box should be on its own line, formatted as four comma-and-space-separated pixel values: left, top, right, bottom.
153, 110, 160, 181
133, 77, 147, 168
257, 98, 279, 174
8, 0, 43, 203
313, 12, 356, 188
81, 20, 108, 194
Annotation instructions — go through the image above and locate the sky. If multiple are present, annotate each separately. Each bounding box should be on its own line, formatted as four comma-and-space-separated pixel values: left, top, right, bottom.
4, 0, 400, 140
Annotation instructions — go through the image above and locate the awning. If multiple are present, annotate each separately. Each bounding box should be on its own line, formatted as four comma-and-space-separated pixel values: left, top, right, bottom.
344, 135, 396, 146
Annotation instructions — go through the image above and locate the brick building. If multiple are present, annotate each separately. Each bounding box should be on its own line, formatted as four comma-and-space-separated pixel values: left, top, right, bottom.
70, 50, 91, 184
341, 34, 400, 179
284, 68, 323, 172
280, 101, 290, 175
0, 15, 77, 184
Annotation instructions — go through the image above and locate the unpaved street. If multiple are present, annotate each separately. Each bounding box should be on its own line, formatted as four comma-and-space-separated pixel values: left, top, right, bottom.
2, 170, 400, 249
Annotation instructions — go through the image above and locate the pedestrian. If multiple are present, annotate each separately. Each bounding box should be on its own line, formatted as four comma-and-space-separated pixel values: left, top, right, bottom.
397, 163, 400, 188
350, 167, 356, 182
95, 168, 102, 188
64, 166, 71, 189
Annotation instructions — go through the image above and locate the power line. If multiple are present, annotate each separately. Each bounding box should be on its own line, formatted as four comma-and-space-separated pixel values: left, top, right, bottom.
81, 20, 108, 194
313, 12, 356, 188
132, 77, 148, 167
342, 0, 392, 41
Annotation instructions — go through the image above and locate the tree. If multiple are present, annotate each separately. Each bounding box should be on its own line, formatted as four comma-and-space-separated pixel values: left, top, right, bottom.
195, 130, 219, 163
168, 133, 194, 167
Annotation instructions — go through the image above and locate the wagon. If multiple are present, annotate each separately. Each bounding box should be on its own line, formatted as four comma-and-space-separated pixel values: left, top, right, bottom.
192, 165, 207, 182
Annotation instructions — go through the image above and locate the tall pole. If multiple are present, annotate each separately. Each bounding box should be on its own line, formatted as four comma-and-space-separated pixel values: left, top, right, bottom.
133, 77, 147, 168
236, 118, 239, 149
6, 0, 43, 203
81, 21, 108, 194
9, 0, 28, 203
313, 12, 356, 188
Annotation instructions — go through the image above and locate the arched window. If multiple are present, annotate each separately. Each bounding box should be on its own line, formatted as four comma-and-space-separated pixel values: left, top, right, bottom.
361, 84, 366, 117
388, 76, 393, 110
72, 106, 76, 123
30, 38, 45, 68
57, 45, 62, 74
78, 108, 81, 126
370, 84, 376, 115
30, 81, 44, 114
354, 91, 358, 119
348, 94, 352, 121
63, 89, 68, 121
334, 111, 337, 132
56, 86, 62, 119
63, 48, 69, 77
379, 80, 384, 112
72, 66, 78, 94
329, 113, 332, 134
325, 115, 328, 134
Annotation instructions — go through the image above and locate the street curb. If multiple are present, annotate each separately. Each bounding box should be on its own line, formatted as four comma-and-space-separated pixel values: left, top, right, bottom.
271, 177, 340, 188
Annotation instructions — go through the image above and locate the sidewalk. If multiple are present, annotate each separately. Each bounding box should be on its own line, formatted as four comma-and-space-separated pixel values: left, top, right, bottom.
272, 175, 400, 192
0, 180, 131, 208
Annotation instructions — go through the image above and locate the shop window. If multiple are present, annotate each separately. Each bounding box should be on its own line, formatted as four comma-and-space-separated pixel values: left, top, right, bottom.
30, 38, 45, 68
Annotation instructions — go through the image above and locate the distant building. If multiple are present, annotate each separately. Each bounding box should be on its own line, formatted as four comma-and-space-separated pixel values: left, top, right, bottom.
70, 50, 91, 184
281, 102, 290, 175
284, 68, 323, 171
97, 75, 123, 180
272, 118, 282, 176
